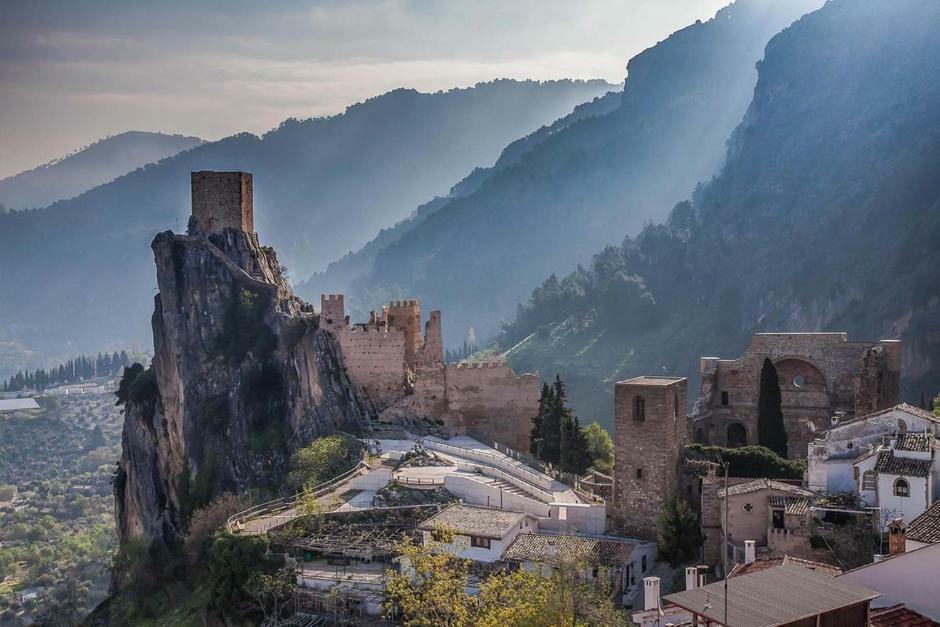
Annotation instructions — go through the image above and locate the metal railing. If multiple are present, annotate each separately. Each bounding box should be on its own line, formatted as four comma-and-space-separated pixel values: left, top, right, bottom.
420, 438, 555, 492
227, 460, 371, 534
394, 475, 445, 487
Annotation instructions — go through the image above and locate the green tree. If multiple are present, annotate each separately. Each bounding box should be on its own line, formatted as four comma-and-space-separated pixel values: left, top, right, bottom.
560, 415, 591, 475
584, 422, 614, 474
657, 493, 702, 567
757, 358, 788, 458
286, 433, 362, 489
206, 531, 281, 608
932, 393, 940, 416
540, 376, 565, 465
529, 383, 552, 457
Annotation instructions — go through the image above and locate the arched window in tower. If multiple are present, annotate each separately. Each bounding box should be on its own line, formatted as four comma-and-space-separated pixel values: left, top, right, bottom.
894, 477, 910, 497
634, 396, 646, 421
726, 422, 747, 448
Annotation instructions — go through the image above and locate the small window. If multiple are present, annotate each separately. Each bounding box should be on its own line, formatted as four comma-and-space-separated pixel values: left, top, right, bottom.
471, 536, 491, 549
721, 391, 729, 406
634, 396, 646, 421
854, 467, 860, 480
862, 471, 876, 491
636, 468, 643, 480
642, 555, 647, 572
674, 391, 679, 417
894, 478, 910, 498
898, 419, 908, 434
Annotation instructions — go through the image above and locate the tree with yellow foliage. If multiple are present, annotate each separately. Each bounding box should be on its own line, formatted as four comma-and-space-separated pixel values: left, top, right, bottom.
385, 527, 630, 626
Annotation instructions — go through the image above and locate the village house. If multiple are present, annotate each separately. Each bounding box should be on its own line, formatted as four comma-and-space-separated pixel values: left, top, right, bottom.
839, 542, 940, 622
502, 531, 656, 606
417, 503, 537, 563
807, 403, 939, 494
853, 430, 936, 523
906, 500, 940, 550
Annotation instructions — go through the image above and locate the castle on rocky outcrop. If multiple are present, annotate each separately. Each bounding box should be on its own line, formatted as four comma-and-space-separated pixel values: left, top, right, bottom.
691, 333, 901, 458
320, 293, 538, 451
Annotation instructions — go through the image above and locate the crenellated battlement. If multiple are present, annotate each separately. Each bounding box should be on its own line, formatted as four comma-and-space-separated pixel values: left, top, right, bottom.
453, 360, 507, 369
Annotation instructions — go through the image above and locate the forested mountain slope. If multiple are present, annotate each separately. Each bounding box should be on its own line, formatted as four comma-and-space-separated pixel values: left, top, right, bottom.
346, 0, 821, 345
0, 80, 610, 377
501, 0, 940, 429
0, 131, 203, 211
296, 89, 623, 312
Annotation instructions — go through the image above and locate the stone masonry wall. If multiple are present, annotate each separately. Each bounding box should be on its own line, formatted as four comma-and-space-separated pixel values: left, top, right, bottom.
693, 333, 901, 458
318, 294, 537, 444
191, 171, 253, 234
444, 361, 539, 452
612, 377, 689, 540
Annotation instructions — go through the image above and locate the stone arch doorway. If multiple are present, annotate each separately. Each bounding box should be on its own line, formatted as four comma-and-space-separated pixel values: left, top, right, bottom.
726, 422, 748, 447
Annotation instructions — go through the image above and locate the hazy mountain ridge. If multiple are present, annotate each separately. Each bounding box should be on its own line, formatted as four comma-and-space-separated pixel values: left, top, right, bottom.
0, 79, 612, 378
0, 131, 204, 211
500, 0, 940, 429
341, 0, 822, 346
296, 89, 623, 309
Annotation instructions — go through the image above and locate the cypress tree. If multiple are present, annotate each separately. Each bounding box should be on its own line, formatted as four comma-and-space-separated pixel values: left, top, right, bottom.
657, 493, 702, 566
530, 383, 552, 457
541, 376, 564, 465
757, 358, 788, 458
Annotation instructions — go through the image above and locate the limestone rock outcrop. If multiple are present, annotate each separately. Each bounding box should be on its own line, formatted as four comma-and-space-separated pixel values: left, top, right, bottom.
114, 220, 373, 546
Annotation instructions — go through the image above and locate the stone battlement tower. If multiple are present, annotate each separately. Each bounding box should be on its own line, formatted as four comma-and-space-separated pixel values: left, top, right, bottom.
612, 376, 689, 539
191, 171, 253, 234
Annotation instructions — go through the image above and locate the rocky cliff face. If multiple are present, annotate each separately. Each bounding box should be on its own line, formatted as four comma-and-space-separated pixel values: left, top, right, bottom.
114, 219, 373, 546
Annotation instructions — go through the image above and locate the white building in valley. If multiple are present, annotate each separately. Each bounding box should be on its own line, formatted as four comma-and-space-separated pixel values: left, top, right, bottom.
853, 431, 936, 523
418, 503, 537, 563
807, 404, 939, 494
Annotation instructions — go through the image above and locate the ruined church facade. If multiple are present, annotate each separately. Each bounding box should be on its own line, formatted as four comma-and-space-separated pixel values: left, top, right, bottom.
692, 333, 902, 458
321, 294, 539, 451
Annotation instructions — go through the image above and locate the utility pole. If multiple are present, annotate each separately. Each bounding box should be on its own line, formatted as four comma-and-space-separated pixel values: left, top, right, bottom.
723, 459, 729, 626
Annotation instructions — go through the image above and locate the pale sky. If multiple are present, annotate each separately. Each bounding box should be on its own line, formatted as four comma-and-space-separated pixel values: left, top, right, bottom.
0, 0, 728, 178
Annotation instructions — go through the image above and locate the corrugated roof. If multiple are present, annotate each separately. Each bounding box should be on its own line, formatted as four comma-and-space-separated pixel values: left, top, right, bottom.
719, 478, 813, 498
0, 398, 40, 412
871, 604, 940, 626
874, 450, 932, 478
504, 532, 636, 566
729, 555, 841, 578
418, 504, 524, 539
907, 501, 940, 544
663, 563, 880, 627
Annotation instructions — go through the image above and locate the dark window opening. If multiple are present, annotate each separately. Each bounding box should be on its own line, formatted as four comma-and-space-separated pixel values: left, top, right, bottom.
894, 478, 910, 498
772, 509, 785, 529
721, 391, 729, 406
642, 555, 647, 572
470, 535, 491, 549
636, 468, 643, 480
634, 396, 645, 421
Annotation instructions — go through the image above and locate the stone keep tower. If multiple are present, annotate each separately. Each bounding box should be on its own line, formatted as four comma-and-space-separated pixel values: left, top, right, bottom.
320, 294, 346, 331
386, 300, 422, 369
612, 376, 689, 539
191, 171, 253, 234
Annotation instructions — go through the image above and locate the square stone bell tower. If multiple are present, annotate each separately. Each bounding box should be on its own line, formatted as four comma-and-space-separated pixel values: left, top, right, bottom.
612, 376, 689, 539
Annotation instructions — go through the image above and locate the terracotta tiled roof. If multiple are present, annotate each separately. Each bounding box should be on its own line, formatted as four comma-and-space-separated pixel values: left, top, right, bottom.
418, 504, 524, 539
504, 532, 637, 566
908, 501, 940, 545
768, 495, 812, 516
719, 478, 812, 498
896, 432, 933, 453
871, 604, 940, 626
729, 555, 841, 578
874, 450, 932, 478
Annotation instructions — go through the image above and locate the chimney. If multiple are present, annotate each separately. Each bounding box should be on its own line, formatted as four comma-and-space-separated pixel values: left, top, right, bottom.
697, 565, 708, 588
643, 577, 661, 611
888, 518, 907, 556
685, 567, 698, 591
744, 540, 756, 565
